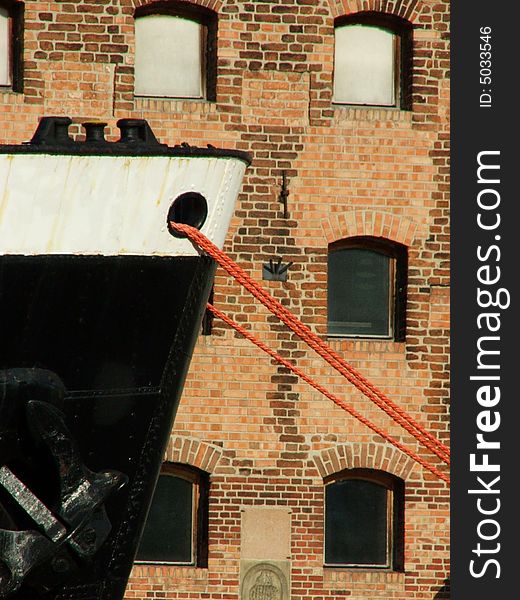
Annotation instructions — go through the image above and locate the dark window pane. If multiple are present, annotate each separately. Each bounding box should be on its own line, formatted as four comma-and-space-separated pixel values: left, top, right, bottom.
137, 474, 193, 563
328, 248, 390, 336
325, 479, 388, 566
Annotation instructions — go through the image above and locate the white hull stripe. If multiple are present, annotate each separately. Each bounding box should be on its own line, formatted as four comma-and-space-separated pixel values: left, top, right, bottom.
0, 154, 246, 257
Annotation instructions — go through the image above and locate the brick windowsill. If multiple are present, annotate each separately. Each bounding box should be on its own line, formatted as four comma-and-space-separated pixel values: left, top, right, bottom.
323, 566, 405, 589
327, 337, 406, 355
332, 104, 413, 123
134, 96, 217, 114
130, 563, 209, 583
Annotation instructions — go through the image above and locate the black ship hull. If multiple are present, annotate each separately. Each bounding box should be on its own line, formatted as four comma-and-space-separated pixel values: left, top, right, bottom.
0, 254, 216, 600
0, 116, 249, 599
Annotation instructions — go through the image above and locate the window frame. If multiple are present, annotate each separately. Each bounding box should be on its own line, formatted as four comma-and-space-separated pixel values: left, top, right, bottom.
333, 12, 413, 109
135, 463, 209, 567
134, 1, 217, 101
324, 468, 405, 571
0, 0, 23, 93
327, 236, 407, 342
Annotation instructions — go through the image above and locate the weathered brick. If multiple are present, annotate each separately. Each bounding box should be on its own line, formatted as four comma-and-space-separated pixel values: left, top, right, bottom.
0, 2, 450, 600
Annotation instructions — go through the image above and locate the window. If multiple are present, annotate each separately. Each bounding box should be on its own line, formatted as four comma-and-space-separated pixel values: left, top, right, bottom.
325, 469, 404, 569
327, 237, 407, 340
0, 1, 23, 91
134, 3, 217, 100
136, 464, 209, 566
333, 13, 412, 108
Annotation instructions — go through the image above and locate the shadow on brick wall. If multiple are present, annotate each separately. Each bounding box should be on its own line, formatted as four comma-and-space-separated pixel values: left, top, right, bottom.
434, 579, 450, 599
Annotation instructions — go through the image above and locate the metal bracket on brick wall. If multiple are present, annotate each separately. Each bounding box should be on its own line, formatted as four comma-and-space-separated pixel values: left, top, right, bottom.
278, 171, 289, 218
262, 258, 293, 282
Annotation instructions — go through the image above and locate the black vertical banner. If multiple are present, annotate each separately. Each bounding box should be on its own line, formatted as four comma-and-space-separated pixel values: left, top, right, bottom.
452, 3, 518, 598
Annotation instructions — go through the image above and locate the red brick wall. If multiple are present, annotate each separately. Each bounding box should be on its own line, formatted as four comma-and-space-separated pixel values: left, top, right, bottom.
0, 0, 450, 598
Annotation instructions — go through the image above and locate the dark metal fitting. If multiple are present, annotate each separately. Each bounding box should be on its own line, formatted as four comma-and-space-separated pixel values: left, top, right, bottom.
29, 116, 74, 146
82, 122, 107, 144
262, 257, 293, 282
116, 118, 163, 147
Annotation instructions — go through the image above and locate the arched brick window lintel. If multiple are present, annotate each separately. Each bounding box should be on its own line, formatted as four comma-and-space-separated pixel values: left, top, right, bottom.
334, 11, 412, 32
323, 211, 418, 247
132, 0, 222, 14
327, 0, 427, 24
165, 435, 223, 474
311, 442, 418, 482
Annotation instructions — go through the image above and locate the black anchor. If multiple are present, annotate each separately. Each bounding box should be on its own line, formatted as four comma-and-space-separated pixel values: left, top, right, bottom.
0, 369, 128, 596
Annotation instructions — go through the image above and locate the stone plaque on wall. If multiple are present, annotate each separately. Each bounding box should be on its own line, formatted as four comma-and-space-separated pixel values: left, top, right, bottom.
240, 560, 290, 600
240, 508, 291, 600
241, 507, 291, 560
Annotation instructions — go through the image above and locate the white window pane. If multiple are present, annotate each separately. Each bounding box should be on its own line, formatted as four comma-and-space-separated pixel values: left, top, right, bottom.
135, 15, 203, 98
334, 25, 395, 106
0, 8, 10, 86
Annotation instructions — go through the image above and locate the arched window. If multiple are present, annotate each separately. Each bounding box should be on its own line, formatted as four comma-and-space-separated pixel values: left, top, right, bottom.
0, 1, 23, 91
333, 12, 412, 108
136, 463, 209, 566
134, 2, 217, 100
327, 237, 407, 340
325, 469, 404, 569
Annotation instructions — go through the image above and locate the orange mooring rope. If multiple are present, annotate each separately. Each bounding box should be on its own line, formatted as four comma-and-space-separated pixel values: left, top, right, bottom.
207, 303, 449, 484
171, 222, 450, 483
